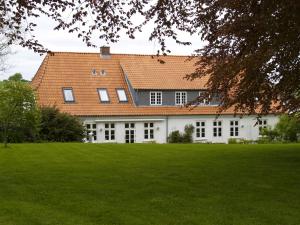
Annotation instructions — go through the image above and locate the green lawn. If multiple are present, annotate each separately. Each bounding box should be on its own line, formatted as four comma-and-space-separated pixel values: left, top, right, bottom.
0, 144, 300, 225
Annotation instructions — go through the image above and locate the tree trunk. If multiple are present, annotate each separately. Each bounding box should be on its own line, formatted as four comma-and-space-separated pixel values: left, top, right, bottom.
3, 124, 8, 148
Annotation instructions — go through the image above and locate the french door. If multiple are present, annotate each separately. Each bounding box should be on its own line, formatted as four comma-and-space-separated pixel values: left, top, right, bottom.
125, 123, 135, 143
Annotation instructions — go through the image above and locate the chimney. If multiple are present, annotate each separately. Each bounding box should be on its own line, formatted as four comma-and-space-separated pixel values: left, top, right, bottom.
100, 46, 111, 59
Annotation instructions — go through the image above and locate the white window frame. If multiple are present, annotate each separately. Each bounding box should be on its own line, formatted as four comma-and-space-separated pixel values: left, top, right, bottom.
198, 91, 210, 106
230, 120, 239, 137
104, 123, 115, 141
97, 88, 110, 103
62, 88, 75, 103
213, 120, 222, 137
258, 119, 268, 134
125, 123, 136, 143
116, 88, 128, 102
195, 121, 206, 139
150, 91, 162, 105
144, 123, 154, 140
175, 91, 187, 105
86, 123, 97, 141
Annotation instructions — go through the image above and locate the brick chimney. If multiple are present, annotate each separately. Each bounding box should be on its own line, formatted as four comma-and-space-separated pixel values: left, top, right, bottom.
100, 46, 111, 59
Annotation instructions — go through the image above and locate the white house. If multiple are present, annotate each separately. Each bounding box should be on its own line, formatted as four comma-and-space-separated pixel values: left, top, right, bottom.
31, 47, 279, 143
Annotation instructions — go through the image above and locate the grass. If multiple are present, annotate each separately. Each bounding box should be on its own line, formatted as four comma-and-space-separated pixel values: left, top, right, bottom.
0, 143, 300, 225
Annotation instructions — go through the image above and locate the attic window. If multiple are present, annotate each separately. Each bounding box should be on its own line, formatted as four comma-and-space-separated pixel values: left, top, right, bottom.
116, 88, 128, 102
91, 69, 97, 76
62, 88, 75, 103
98, 88, 110, 102
100, 69, 107, 76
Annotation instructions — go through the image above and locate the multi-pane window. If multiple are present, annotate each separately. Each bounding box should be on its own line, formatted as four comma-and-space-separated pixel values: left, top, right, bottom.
198, 92, 210, 105
258, 119, 267, 134
213, 121, 222, 137
150, 92, 162, 105
195, 121, 206, 138
86, 123, 97, 141
125, 123, 135, 143
116, 89, 128, 102
98, 88, 109, 102
144, 123, 154, 140
104, 123, 115, 141
62, 88, 75, 103
175, 92, 187, 105
230, 121, 239, 137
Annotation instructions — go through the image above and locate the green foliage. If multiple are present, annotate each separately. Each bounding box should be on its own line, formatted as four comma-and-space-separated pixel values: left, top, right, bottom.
259, 115, 300, 143
228, 138, 238, 144
39, 106, 85, 142
7, 73, 28, 82
0, 80, 40, 147
275, 115, 300, 142
168, 124, 194, 143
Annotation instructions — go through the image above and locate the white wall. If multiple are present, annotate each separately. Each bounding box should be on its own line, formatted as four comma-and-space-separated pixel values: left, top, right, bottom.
81, 114, 279, 144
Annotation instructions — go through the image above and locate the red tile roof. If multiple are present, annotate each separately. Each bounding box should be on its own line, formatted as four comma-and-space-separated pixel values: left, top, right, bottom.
31, 52, 237, 116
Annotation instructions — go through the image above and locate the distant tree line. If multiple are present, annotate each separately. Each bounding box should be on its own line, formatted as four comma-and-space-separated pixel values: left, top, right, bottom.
0, 74, 85, 147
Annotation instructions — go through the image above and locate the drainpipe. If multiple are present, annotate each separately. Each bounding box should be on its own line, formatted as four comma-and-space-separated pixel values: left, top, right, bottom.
166, 116, 169, 143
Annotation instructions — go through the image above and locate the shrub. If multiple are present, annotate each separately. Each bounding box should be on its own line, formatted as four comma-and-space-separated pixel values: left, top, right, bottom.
39, 106, 85, 142
259, 115, 300, 143
228, 138, 238, 144
168, 124, 194, 143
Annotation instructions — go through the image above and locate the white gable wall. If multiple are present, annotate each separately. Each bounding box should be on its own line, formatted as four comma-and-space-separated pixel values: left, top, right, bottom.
81, 114, 279, 143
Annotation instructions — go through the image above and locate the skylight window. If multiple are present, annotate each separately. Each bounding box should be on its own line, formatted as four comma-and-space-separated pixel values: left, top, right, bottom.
98, 89, 110, 102
62, 88, 75, 103
116, 89, 128, 102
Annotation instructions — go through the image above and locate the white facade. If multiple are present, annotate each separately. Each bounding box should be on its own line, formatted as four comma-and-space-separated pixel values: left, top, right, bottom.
82, 114, 279, 144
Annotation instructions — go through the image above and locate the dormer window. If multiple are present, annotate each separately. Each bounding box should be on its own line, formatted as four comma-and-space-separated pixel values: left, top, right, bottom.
150, 91, 162, 105
116, 88, 128, 102
62, 88, 75, 103
199, 91, 210, 105
175, 91, 187, 105
97, 88, 110, 103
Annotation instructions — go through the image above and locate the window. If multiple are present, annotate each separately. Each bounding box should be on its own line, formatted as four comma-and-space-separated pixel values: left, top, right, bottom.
230, 120, 239, 137
150, 92, 162, 105
258, 119, 267, 134
144, 123, 154, 140
213, 121, 222, 137
195, 121, 206, 138
116, 89, 128, 102
104, 123, 115, 141
199, 92, 210, 105
100, 69, 107, 76
125, 123, 135, 143
98, 89, 109, 102
86, 123, 97, 141
62, 88, 75, 103
175, 92, 187, 105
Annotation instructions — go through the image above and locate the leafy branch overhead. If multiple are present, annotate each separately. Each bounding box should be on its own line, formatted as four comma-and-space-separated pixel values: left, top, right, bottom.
1, 0, 299, 114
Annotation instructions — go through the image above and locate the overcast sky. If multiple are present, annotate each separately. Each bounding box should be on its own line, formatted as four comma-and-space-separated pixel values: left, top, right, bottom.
2, 15, 204, 81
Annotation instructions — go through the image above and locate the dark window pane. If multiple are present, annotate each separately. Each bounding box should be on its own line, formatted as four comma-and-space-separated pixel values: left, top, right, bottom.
92, 124, 96, 129
196, 122, 200, 126
87, 124, 91, 129
131, 123, 134, 128
201, 122, 205, 126
125, 123, 129, 128
144, 123, 148, 128
111, 124, 115, 128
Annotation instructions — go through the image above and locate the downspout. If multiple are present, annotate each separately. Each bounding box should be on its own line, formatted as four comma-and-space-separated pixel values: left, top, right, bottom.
166, 115, 169, 143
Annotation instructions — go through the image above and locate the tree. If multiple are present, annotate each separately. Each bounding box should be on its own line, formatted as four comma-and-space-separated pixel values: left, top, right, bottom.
0, 80, 39, 147
39, 106, 85, 142
275, 115, 300, 142
7, 73, 28, 82
0, 29, 10, 73
1, 0, 299, 114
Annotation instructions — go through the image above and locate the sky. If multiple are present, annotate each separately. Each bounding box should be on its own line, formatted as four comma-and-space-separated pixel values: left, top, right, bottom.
2, 15, 204, 81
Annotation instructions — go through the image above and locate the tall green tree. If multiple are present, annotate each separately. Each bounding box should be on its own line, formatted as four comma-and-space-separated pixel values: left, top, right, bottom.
1, 0, 299, 114
7, 73, 28, 82
0, 80, 39, 147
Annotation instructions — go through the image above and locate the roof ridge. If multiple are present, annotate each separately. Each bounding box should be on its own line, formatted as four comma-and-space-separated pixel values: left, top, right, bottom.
49, 51, 194, 57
